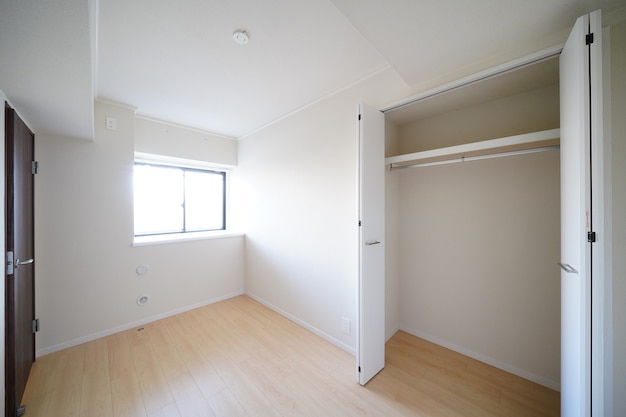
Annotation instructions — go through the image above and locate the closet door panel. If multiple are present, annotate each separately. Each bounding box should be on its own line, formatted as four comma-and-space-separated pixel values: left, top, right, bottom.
357, 103, 385, 385
559, 9, 604, 416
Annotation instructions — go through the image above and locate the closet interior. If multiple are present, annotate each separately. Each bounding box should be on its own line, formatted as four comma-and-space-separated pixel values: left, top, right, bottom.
384, 56, 562, 389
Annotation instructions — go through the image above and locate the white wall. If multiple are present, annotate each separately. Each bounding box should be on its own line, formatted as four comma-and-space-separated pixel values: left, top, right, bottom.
236, 68, 410, 352
610, 17, 626, 417
134, 115, 237, 166
34, 100, 244, 355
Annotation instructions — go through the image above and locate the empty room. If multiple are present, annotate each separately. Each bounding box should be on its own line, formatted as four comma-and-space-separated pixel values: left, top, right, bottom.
1, 1, 625, 416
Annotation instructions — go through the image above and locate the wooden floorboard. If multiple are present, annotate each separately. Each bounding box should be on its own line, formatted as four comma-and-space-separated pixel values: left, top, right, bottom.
21, 295, 559, 417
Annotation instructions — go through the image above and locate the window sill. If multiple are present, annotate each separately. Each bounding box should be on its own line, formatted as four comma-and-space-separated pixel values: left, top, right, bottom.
133, 230, 244, 247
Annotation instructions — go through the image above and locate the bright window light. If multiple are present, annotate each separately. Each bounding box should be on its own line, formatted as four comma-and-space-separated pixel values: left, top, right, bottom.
134, 162, 225, 236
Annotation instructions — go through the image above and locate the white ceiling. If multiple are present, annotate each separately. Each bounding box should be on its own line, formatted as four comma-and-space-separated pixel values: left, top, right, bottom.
1, 0, 625, 140
331, 0, 623, 88
97, 0, 386, 138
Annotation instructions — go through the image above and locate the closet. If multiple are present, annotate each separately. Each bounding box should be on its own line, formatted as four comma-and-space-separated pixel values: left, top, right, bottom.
383, 54, 562, 390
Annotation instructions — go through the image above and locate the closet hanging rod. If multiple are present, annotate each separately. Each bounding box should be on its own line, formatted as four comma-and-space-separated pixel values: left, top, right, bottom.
386, 128, 560, 166
389, 145, 560, 170
381, 45, 563, 114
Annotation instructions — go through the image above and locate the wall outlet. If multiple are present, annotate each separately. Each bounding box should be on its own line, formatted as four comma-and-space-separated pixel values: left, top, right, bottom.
341, 317, 351, 335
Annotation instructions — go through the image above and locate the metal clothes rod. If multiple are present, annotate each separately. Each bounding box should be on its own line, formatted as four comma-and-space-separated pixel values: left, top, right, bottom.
389, 145, 560, 170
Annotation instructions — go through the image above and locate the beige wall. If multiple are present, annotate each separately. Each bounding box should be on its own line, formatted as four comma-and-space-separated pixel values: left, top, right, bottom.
610, 17, 626, 417
385, 118, 402, 339
34, 101, 244, 354
393, 150, 561, 388
396, 83, 560, 155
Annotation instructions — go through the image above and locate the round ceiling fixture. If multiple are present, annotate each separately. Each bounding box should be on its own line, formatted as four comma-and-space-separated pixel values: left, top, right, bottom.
233, 30, 249, 45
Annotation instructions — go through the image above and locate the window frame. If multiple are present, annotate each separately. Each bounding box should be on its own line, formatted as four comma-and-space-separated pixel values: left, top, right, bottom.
133, 159, 228, 238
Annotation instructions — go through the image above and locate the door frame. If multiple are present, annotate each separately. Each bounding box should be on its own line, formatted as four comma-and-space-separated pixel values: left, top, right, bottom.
589, 12, 612, 416
1, 91, 8, 417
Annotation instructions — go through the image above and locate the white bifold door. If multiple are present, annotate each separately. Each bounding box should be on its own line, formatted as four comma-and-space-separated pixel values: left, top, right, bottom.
357, 103, 385, 385
560, 9, 606, 417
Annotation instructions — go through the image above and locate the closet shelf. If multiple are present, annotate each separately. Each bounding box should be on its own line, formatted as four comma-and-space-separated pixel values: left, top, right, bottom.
385, 128, 560, 169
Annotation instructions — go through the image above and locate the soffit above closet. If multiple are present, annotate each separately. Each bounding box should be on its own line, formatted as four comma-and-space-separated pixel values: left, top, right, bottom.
384, 56, 559, 127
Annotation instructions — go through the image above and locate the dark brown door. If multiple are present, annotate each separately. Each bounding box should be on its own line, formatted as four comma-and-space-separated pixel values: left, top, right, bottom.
5, 103, 36, 417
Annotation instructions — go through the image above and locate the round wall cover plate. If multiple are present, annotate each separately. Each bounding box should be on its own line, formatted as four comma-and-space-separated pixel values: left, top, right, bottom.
136, 265, 149, 275
233, 31, 249, 45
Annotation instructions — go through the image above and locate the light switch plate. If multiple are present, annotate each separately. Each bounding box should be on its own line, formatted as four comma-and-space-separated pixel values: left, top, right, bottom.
106, 116, 117, 130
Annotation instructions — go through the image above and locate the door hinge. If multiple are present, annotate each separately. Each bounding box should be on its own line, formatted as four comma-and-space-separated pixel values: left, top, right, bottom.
586, 33, 594, 45
358, 220, 362, 227
7, 251, 14, 275
358, 114, 361, 121
588, 231, 596, 243
358, 366, 361, 373
32, 318, 40, 333
31, 161, 39, 175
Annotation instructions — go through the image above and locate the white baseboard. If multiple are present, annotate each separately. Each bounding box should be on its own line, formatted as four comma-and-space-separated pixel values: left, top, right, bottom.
245, 291, 356, 356
36, 290, 245, 357
386, 325, 400, 343
399, 325, 560, 392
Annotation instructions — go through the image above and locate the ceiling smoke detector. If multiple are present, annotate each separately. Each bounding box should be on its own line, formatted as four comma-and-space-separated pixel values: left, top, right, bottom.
233, 30, 249, 45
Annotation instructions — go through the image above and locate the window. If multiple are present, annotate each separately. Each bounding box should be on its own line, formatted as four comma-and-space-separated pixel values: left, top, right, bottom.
133, 162, 226, 236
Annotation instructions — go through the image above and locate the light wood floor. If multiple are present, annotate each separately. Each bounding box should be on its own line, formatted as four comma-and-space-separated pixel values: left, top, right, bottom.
21, 295, 559, 417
